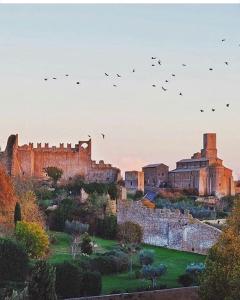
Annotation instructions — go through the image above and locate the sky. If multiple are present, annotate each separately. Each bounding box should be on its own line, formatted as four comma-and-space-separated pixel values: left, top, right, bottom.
0, 4, 240, 178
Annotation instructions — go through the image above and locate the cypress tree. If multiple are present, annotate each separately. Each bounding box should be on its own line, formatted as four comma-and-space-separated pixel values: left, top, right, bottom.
14, 202, 21, 226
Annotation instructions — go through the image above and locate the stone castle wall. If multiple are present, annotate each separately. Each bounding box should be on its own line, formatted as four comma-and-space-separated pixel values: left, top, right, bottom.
117, 201, 221, 254
0, 134, 120, 183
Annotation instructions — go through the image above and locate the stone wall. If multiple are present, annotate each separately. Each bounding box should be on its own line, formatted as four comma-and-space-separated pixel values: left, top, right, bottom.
117, 201, 221, 254
0, 134, 120, 183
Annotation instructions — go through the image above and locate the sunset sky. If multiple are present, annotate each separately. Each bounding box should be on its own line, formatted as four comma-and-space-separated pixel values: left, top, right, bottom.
0, 4, 240, 177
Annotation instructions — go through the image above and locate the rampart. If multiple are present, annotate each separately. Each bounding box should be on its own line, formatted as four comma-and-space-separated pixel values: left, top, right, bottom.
117, 201, 221, 254
0, 134, 120, 183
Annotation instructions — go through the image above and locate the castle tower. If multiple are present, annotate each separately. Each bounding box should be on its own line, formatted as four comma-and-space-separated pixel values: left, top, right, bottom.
201, 133, 217, 160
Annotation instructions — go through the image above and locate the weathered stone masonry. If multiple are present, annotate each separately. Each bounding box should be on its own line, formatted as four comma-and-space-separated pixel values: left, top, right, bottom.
0, 134, 121, 183
117, 201, 221, 254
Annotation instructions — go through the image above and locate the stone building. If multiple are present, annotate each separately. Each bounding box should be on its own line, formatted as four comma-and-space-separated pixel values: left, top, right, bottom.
168, 133, 235, 197
125, 171, 144, 193
142, 163, 169, 187
0, 134, 121, 183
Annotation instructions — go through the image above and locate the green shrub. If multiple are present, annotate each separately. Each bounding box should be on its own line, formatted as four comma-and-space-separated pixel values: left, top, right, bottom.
178, 273, 194, 287
81, 233, 93, 255
96, 215, 117, 239
55, 262, 83, 298
14, 202, 22, 226
15, 221, 49, 258
28, 260, 57, 300
139, 249, 155, 266
82, 271, 101, 296
0, 238, 29, 282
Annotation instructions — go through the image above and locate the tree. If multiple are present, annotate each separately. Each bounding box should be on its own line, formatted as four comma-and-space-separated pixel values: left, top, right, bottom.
15, 221, 49, 258
14, 202, 21, 226
55, 262, 83, 298
82, 271, 102, 296
81, 232, 93, 255
178, 273, 194, 287
117, 221, 143, 244
0, 238, 29, 282
141, 264, 167, 288
199, 198, 240, 300
139, 249, 155, 266
28, 260, 57, 300
186, 262, 205, 285
44, 166, 63, 185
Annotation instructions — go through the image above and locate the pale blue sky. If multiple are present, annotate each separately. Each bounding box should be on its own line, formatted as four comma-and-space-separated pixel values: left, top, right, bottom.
0, 4, 240, 177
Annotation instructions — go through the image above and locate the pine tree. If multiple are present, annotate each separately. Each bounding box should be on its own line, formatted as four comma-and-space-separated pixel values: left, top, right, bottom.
14, 202, 21, 226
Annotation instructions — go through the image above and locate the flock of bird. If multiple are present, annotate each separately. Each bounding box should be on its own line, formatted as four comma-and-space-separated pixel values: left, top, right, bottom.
43, 38, 238, 113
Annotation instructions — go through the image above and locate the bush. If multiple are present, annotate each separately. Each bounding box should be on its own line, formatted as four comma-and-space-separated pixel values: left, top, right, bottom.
89, 250, 129, 275
81, 233, 93, 255
28, 260, 57, 300
178, 273, 194, 287
0, 238, 29, 282
15, 221, 49, 258
96, 215, 117, 239
133, 190, 144, 200
186, 262, 205, 284
117, 221, 143, 244
139, 249, 154, 266
82, 271, 101, 296
55, 262, 83, 298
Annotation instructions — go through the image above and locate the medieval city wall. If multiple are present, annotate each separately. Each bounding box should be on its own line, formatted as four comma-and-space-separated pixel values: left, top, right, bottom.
117, 201, 221, 254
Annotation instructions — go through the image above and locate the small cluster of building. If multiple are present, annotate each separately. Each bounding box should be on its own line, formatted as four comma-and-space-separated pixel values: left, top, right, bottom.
125, 133, 235, 198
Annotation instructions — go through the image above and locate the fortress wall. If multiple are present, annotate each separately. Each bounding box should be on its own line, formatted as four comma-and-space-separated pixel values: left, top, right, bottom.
117, 201, 221, 254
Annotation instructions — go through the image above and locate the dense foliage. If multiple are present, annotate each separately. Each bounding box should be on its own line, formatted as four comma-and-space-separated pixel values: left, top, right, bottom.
81, 232, 93, 255
15, 221, 49, 258
96, 215, 117, 239
28, 260, 57, 300
0, 238, 29, 282
14, 202, 22, 226
44, 166, 63, 185
199, 198, 240, 300
117, 221, 143, 244
139, 249, 155, 266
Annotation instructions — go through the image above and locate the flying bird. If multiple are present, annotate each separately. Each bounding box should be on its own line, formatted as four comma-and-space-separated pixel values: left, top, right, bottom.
65, 74, 69, 77
209, 68, 213, 71
88, 135, 91, 139
105, 73, 109, 76
182, 64, 187, 67
172, 74, 176, 77
132, 69, 135, 72
113, 84, 117, 87
76, 82, 80, 85
101, 133, 105, 139
117, 74, 121, 77
221, 38, 226, 42
52, 77, 57, 80
226, 104, 230, 107
200, 109, 204, 113
152, 84, 156, 87
44, 78, 48, 81
224, 61, 229, 65
212, 108, 215, 112
162, 86, 167, 91
151, 57, 156, 59
152, 64, 155, 67
158, 59, 161, 65
179, 92, 183, 96
165, 80, 169, 83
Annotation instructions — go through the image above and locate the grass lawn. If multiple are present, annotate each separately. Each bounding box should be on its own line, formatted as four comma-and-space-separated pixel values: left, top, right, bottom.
48, 231, 206, 294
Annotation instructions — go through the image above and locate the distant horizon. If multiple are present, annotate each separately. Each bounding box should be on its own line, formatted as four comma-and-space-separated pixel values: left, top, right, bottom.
0, 4, 239, 178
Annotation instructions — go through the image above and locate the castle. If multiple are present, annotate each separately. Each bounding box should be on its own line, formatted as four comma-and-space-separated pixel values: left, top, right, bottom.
168, 133, 235, 197
0, 134, 121, 183
125, 133, 235, 197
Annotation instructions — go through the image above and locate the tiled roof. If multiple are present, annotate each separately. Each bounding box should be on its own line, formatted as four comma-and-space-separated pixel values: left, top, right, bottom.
178, 158, 208, 163
143, 191, 157, 202
143, 163, 168, 168
169, 168, 202, 173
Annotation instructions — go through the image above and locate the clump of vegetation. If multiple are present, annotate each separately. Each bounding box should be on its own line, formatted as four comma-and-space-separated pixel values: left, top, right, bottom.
15, 221, 49, 258
117, 221, 143, 244
199, 198, 240, 299
44, 166, 63, 186
139, 249, 155, 266
141, 264, 167, 288
14, 202, 22, 226
81, 232, 93, 255
0, 238, 29, 282
28, 260, 57, 300
96, 215, 117, 239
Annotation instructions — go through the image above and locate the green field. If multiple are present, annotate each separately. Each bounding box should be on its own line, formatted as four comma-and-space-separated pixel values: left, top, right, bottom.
48, 231, 206, 294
